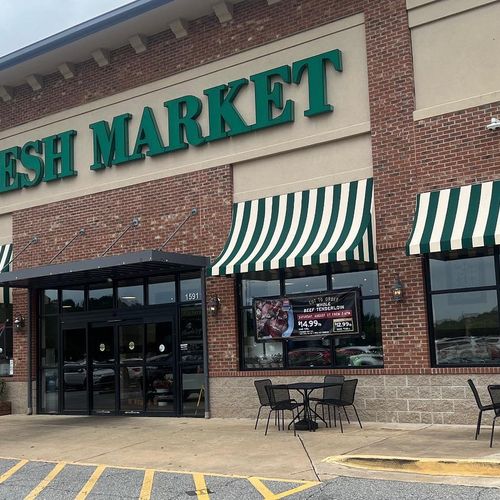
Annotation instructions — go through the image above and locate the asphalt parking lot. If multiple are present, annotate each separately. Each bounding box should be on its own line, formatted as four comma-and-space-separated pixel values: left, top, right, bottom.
0, 457, 320, 500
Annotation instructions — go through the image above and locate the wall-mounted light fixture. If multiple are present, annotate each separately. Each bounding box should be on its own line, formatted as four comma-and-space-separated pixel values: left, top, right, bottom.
13, 313, 25, 331
208, 296, 221, 317
486, 117, 500, 131
391, 275, 404, 302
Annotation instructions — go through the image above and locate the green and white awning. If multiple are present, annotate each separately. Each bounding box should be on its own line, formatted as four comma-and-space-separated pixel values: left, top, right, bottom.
406, 180, 500, 255
208, 178, 376, 276
0, 244, 12, 273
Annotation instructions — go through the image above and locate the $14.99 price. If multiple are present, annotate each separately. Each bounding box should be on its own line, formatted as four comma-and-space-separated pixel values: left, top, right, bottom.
298, 320, 321, 328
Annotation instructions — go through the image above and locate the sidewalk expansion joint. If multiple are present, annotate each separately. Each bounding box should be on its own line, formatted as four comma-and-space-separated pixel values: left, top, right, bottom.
297, 433, 320, 482
322, 455, 500, 478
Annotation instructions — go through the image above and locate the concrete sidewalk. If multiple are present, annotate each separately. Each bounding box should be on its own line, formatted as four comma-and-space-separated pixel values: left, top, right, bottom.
1, 415, 500, 488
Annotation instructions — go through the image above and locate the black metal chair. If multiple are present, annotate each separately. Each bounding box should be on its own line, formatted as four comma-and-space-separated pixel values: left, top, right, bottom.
321, 379, 361, 433
311, 375, 345, 427
487, 385, 500, 448
467, 379, 495, 440
254, 379, 272, 430
264, 385, 303, 436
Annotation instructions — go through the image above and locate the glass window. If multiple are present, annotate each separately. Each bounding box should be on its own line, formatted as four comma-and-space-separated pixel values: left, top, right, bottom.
61, 288, 85, 313
117, 281, 144, 308
288, 337, 332, 368
43, 290, 59, 314
89, 283, 113, 310
180, 273, 201, 303
149, 276, 176, 305
239, 266, 382, 370
332, 269, 379, 296
429, 252, 495, 291
285, 275, 327, 295
242, 309, 284, 369
146, 322, 174, 362
119, 324, 144, 361
241, 271, 280, 306
40, 368, 58, 413
41, 316, 59, 367
428, 248, 500, 367
0, 301, 13, 376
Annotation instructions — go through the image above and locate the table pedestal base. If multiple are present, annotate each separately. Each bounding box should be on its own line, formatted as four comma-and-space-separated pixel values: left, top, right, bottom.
293, 419, 318, 431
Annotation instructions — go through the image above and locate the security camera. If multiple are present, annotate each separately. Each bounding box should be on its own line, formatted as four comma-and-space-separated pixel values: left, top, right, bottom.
486, 118, 500, 131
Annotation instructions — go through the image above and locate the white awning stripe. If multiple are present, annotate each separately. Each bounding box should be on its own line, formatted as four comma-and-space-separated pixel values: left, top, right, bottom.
0, 244, 13, 273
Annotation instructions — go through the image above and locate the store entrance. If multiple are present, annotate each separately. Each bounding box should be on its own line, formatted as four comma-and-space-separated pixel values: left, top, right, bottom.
60, 312, 202, 416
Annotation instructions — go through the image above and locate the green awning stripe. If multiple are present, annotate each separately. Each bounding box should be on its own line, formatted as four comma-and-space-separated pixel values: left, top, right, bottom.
484, 182, 500, 247
208, 179, 376, 276
406, 180, 500, 255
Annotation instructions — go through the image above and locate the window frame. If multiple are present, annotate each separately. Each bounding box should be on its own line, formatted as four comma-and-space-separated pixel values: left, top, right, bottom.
237, 263, 382, 371
425, 246, 500, 368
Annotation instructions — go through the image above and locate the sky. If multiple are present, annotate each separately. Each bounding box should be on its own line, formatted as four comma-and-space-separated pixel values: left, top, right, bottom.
0, 0, 135, 57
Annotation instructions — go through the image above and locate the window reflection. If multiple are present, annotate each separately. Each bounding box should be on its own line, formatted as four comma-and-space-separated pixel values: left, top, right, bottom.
332, 270, 379, 296
62, 288, 85, 312
288, 338, 331, 367
89, 284, 113, 310
429, 253, 495, 291
149, 276, 176, 304
117, 282, 144, 308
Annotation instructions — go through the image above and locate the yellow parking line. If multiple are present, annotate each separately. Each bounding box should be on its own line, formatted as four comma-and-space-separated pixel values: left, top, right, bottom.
74, 464, 106, 500
248, 477, 275, 498
0, 459, 28, 484
24, 462, 66, 499
248, 477, 319, 499
139, 469, 155, 500
193, 473, 210, 499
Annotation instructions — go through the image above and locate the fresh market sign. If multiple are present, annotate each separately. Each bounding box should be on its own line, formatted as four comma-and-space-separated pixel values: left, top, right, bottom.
0, 49, 342, 195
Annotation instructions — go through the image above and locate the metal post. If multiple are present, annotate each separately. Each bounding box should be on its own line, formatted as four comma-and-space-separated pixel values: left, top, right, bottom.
27, 288, 33, 415
201, 269, 210, 419
48, 229, 85, 264
100, 218, 140, 257
2, 236, 38, 272
158, 209, 197, 251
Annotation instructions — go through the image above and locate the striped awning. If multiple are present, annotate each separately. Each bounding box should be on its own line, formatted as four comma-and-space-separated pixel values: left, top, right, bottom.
406, 180, 500, 255
208, 178, 376, 276
0, 244, 12, 273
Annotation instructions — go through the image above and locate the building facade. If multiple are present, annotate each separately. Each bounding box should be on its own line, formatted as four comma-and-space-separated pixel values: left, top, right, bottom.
0, 0, 499, 424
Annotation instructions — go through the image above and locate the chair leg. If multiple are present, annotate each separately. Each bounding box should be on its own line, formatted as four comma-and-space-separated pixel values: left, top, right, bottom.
328, 405, 332, 428
475, 410, 482, 440
255, 405, 263, 430
490, 416, 497, 448
292, 409, 297, 437
265, 410, 273, 436
352, 405, 362, 429
343, 406, 351, 424
338, 407, 343, 433
333, 406, 337, 427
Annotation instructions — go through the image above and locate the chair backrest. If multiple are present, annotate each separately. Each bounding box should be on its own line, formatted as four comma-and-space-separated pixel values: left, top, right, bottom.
467, 379, 484, 410
323, 375, 344, 400
340, 379, 358, 405
254, 379, 272, 406
488, 385, 500, 417
265, 385, 291, 408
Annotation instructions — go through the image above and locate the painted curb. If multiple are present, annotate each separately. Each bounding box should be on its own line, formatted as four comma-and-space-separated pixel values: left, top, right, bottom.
323, 455, 500, 477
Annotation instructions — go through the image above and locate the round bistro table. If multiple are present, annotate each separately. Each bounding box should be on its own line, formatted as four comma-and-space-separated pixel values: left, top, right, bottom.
273, 381, 342, 431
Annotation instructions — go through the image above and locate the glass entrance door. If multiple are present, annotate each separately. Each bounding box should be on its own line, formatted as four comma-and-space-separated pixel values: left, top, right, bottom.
89, 324, 117, 414
62, 327, 88, 413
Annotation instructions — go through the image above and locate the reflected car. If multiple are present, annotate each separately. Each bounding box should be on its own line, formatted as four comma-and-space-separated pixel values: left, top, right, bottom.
336, 346, 383, 367
288, 347, 331, 366
435, 336, 500, 364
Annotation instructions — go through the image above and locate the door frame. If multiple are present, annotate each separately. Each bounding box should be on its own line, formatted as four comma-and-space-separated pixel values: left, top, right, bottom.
57, 308, 180, 416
